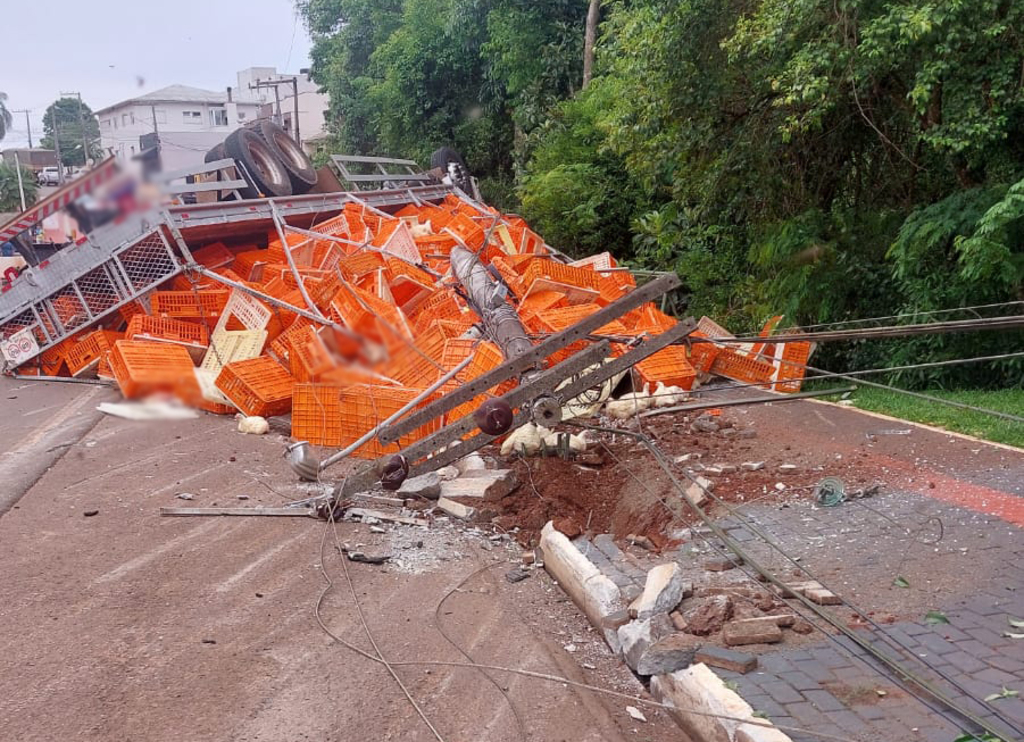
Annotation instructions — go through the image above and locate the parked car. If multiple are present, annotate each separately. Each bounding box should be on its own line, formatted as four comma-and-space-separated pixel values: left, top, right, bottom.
37, 167, 62, 186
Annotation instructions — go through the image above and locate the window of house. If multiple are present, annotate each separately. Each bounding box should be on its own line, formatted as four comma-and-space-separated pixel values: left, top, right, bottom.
122, 113, 130, 126
182, 110, 202, 124
210, 108, 228, 127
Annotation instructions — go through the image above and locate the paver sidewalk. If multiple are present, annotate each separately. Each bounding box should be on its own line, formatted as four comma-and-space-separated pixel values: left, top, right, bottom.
714, 487, 1024, 742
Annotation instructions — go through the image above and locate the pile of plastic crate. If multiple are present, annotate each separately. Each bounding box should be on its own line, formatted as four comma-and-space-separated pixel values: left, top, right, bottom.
9, 192, 809, 458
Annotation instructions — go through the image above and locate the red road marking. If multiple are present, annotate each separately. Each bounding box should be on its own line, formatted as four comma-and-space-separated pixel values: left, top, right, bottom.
873, 453, 1024, 527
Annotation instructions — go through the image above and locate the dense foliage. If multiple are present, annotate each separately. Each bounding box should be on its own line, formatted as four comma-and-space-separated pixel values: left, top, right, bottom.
299, 0, 1024, 387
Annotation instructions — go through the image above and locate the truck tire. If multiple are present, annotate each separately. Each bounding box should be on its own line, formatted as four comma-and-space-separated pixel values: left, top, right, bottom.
223, 128, 292, 199
252, 120, 317, 194
430, 146, 466, 171
204, 143, 226, 164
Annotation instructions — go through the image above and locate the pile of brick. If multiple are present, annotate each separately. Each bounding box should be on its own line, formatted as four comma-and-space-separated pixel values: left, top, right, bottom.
12, 193, 809, 457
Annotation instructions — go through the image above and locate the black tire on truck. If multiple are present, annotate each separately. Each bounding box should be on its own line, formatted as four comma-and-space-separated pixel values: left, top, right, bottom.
204, 142, 226, 163
223, 128, 293, 199
430, 146, 467, 171
252, 120, 318, 194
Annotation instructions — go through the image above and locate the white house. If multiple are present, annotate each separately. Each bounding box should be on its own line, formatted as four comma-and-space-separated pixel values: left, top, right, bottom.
95, 85, 263, 173
235, 67, 329, 154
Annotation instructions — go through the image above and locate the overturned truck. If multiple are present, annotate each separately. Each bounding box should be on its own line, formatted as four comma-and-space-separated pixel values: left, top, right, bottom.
0, 154, 811, 497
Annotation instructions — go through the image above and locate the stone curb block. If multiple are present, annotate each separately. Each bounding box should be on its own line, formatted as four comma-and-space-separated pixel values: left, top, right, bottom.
651, 663, 792, 742
539, 521, 624, 653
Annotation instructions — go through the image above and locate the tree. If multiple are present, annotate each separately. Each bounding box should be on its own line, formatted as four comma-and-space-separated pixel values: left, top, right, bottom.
0, 163, 38, 211
40, 97, 101, 167
0, 92, 12, 142
582, 0, 600, 88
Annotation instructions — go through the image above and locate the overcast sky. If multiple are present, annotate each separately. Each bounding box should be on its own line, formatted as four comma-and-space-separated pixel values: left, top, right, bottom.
1, 0, 313, 149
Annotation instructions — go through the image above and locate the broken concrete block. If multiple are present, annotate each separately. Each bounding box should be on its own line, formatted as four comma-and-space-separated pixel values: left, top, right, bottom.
778, 464, 798, 473
723, 617, 784, 646
637, 633, 700, 675
650, 663, 755, 742
682, 595, 733, 636
629, 563, 691, 619
435, 465, 460, 481
670, 611, 688, 631
703, 554, 743, 572
439, 470, 518, 501
397, 472, 442, 500
621, 584, 643, 603
736, 429, 757, 439
674, 453, 702, 464
436, 497, 476, 520
771, 614, 797, 628
618, 614, 674, 671
694, 646, 758, 674
691, 416, 720, 434
741, 461, 765, 471
782, 580, 841, 605
539, 521, 624, 652
684, 476, 713, 506
806, 586, 842, 605
455, 453, 487, 474
712, 463, 738, 474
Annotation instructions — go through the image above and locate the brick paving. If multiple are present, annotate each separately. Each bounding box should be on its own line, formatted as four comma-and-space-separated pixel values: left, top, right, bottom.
711, 487, 1024, 742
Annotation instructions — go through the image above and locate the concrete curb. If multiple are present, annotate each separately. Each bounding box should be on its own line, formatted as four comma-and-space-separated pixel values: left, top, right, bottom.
539, 520, 625, 652
651, 663, 792, 742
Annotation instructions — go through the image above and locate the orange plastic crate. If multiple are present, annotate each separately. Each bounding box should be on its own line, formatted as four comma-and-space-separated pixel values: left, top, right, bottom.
635, 345, 697, 390
191, 242, 235, 270
289, 326, 336, 382
215, 357, 294, 417
126, 315, 210, 347
151, 290, 229, 319
520, 259, 602, 292
291, 382, 439, 456
774, 339, 811, 393
415, 233, 458, 256
231, 250, 270, 282
443, 213, 486, 250
338, 251, 385, 280
109, 340, 197, 399
66, 330, 123, 377
709, 347, 775, 386
685, 330, 721, 374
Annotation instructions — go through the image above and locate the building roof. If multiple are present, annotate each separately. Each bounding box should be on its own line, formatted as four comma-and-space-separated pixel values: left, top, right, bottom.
96, 85, 259, 114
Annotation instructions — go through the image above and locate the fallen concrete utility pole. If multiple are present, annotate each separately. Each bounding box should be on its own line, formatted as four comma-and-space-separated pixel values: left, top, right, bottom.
450, 246, 533, 360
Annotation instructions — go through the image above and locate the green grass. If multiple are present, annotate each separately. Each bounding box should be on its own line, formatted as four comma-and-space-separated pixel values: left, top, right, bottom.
826, 386, 1024, 448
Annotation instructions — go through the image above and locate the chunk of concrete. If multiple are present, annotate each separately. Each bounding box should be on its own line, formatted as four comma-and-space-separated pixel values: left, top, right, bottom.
436, 497, 476, 520
650, 663, 754, 742
439, 469, 518, 501
398, 472, 442, 500
629, 563, 690, 619
618, 614, 675, 671
540, 521, 624, 652
741, 461, 765, 472
636, 633, 700, 675
455, 453, 487, 474
723, 617, 784, 646
684, 476, 713, 507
